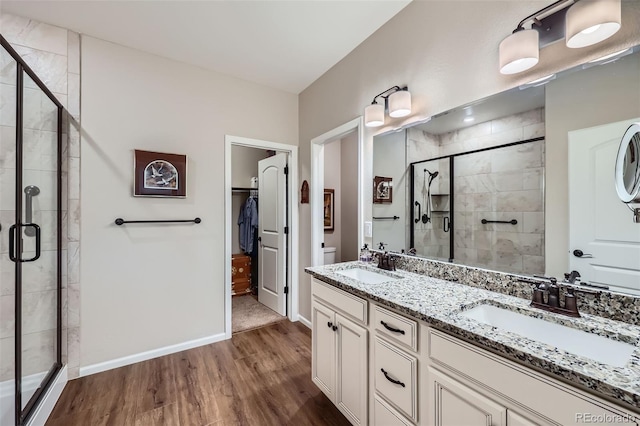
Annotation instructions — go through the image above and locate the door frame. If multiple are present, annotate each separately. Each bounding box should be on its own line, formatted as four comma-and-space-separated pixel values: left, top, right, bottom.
310, 117, 364, 267
224, 135, 299, 338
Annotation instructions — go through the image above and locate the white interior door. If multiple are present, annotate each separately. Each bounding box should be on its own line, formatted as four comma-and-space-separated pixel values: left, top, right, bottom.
569, 119, 640, 294
258, 153, 288, 315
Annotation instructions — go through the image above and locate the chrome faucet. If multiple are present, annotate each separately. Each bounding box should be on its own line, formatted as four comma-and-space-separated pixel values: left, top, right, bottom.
377, 251, 396, 271
530, 276, 580, 317
563, 270, 581, 284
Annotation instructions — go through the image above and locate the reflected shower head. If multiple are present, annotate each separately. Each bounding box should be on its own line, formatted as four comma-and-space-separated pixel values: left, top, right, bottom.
424, 169, 439, 179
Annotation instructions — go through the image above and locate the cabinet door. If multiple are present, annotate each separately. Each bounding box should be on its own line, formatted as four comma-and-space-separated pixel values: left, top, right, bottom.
507, 410, 541, 426
336, 313, 368, 426
312, 301, 336, 399
429, 368, 506, 426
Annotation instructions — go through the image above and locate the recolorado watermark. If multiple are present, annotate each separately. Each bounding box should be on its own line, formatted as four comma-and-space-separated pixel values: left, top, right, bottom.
576, 413, 636, 424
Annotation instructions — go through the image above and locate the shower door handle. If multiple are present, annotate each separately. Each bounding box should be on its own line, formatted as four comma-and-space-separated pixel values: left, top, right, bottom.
22, 224, 41, 262
8, 224, 41, 262
443, 216, 450, 232
414, 201, 421, 223
8, 225, 17, 262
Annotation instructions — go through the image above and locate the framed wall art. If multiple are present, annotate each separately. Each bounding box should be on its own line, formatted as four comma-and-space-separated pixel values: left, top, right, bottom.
324, 188, 335, 231
134, 150, 187, 197
373, 176, 392, 204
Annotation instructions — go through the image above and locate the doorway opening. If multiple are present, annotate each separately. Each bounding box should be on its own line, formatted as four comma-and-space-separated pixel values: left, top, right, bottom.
224, 136, 299, 338
310, 117, 364, 269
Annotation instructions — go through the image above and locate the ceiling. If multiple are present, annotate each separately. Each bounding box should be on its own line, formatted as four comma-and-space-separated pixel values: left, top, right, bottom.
1, 0, 411, 94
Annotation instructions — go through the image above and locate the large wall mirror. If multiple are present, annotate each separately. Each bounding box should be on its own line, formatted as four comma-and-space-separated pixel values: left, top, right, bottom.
372, 45, 640, 295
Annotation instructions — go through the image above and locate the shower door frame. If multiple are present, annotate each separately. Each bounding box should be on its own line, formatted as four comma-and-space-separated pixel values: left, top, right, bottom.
1, 36, 63, 426
409, 136, 545, 262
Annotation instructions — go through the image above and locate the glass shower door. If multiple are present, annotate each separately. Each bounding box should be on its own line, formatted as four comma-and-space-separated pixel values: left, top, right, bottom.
0, 43, 17, 426
411, 158, 451, 260
18, 71, 61, 417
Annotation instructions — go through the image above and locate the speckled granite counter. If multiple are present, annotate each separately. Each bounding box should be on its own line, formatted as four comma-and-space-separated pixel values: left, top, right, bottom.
305, 261, 640, 412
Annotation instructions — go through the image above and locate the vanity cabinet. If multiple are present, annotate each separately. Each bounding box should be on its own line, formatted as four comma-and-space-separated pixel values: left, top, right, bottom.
427, 329, 639, 426
312, 279, 368, 425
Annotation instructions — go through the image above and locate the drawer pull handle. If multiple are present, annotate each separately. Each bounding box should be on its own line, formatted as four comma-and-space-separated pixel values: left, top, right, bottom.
381, 368, 405, 388
380, 321, 405, 335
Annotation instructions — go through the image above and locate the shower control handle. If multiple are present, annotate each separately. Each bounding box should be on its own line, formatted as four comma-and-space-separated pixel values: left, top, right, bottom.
414, 201, 421, 223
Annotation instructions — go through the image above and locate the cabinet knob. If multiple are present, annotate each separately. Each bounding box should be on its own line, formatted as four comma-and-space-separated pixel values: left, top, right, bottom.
332, 325, 338, 331
327, 322, 333, 328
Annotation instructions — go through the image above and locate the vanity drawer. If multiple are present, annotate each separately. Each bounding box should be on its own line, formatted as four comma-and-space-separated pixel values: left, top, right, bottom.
374, 395, 413, 426
374, 337, 418, 422
373, 304, 418, 352
312, 278, 367, 324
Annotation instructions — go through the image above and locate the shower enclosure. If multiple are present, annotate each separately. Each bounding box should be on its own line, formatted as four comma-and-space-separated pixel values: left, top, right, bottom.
411, 138, 545, 275
1, 37, 63, 425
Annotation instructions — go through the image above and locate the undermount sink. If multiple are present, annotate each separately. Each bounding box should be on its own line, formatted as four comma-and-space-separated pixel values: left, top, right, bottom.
461, 304, 636, 368
335, 268, 400, 285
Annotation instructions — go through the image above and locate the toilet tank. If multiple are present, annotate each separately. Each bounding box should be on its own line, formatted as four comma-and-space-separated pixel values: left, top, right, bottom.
323, 247, 337, 265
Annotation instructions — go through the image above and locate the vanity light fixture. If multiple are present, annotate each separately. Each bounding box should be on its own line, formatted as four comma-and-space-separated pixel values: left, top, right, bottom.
364, 86, 411, 127
499, 0, 622, 75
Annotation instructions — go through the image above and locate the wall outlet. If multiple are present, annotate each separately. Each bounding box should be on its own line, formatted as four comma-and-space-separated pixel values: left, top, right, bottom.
364, 221, 372, 238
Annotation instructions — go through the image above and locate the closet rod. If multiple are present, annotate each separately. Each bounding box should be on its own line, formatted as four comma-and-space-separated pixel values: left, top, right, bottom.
115, 217, 201, 225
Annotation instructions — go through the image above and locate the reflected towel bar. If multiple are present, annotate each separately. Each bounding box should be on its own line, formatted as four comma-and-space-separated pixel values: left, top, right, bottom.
373, 216, 400, 220
115, 217, 201, 225
481, 219, 517, 225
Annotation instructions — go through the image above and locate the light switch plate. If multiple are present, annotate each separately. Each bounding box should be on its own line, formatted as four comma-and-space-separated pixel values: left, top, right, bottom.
364, 221, 372, 238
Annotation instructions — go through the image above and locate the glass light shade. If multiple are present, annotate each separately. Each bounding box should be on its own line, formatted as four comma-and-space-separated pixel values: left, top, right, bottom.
388, 90, 411, 118
566, 0, 621, 48
499, 29, 539, 75
364, 103, 384, 127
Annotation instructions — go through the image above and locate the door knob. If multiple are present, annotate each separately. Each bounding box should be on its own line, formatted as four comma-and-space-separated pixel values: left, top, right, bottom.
573, 249, 593, 258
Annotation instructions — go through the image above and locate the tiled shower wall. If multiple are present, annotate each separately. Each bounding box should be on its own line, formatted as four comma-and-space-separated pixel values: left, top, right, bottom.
0, 14, 81, 379
407, 108, 545, 275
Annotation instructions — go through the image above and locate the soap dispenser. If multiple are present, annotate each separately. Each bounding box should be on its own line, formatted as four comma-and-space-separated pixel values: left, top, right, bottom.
360, 244, 371, 262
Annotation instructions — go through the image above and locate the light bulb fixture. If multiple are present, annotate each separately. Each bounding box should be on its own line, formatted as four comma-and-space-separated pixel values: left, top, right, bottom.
364, 86, 411, 127
499, 0, 623, 75
566, 0, 621, 48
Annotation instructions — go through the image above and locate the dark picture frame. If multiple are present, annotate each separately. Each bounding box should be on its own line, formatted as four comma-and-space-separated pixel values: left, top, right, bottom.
324, 188, 335, 231
373, 176, 392, 204
134, 150, 187, 197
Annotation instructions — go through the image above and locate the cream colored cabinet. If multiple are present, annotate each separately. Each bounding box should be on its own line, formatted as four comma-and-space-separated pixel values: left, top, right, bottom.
428, 367, 506, 426
427, 329, 638, 426
312, 279, 368, 426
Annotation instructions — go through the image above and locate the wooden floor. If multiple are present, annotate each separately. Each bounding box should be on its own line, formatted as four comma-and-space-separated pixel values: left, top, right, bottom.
47, 321, 350, 426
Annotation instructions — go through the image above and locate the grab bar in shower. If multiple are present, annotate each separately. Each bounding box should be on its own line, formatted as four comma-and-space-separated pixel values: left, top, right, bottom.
114, 217, 202, 225
24, 185, 40, 237
373, 216, 400, 221
481, 219, 518, 225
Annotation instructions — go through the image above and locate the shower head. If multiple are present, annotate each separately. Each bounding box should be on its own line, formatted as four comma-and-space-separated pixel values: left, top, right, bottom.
424, 169, 439, 179
24, 185, 40, 196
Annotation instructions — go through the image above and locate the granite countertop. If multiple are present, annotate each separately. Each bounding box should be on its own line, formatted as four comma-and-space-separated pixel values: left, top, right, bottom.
305, 261, 640, 412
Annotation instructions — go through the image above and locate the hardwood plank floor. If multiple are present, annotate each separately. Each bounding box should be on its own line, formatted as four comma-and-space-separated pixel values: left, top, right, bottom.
47, 321, 350, 426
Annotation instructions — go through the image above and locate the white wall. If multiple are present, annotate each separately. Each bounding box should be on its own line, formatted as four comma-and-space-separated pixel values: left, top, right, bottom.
80, 36, 297, 367
545, 53, 640, 277
340, 131, 359, 261
323, 139, 342, 262
297, 1, 640, 321
372, 131, 407, 252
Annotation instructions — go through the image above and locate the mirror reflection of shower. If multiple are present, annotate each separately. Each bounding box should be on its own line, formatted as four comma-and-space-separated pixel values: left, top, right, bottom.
422, 169, 439, 223
24, 185, 40, 236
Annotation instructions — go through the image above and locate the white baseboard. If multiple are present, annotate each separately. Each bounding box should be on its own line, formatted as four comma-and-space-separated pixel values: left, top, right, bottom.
298, 314, 312, 329
80, 332, 227, 377
27, 366, 67, 426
